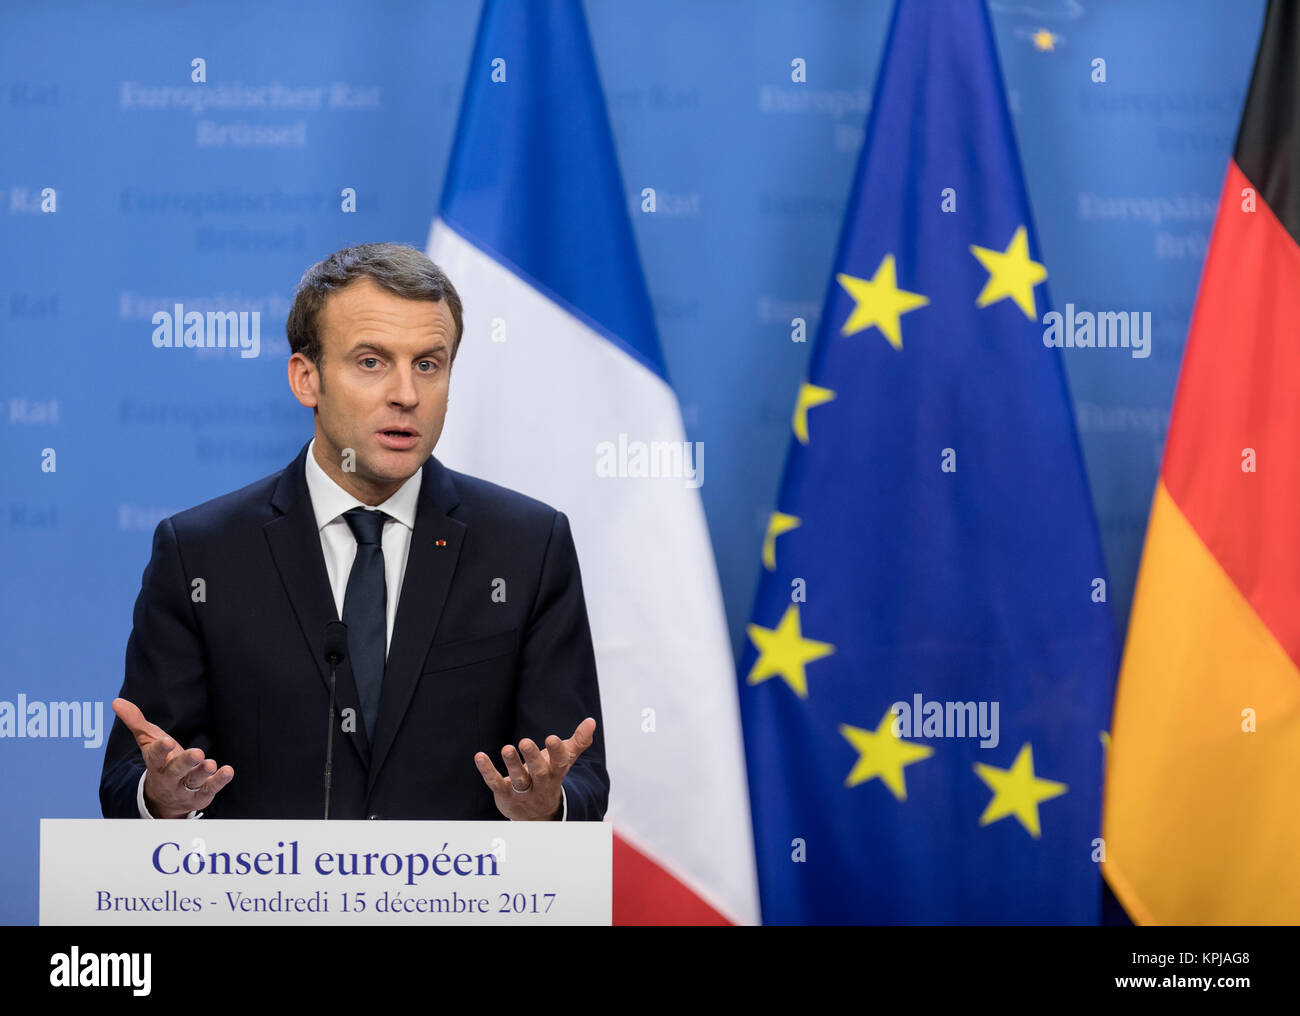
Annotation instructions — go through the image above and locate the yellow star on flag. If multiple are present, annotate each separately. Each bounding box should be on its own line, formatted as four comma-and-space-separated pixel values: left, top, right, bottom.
761, 510, 801, 570
973, 742, 1067, 838
792, 381, 836, 445
839, 713, 934, 801
969, 225, 1047, 320
836, 254, 929, 350
745, 604, 835, 699
1032, 28, 1057, 52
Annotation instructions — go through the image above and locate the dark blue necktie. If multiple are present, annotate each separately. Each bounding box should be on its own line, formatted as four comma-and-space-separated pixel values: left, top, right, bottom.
342, 507, 388, 743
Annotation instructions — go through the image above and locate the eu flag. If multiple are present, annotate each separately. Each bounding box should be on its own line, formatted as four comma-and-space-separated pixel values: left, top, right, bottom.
739, 0, 1119, 923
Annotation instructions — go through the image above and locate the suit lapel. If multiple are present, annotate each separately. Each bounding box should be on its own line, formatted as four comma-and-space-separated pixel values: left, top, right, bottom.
367, 454, 465, 795
264, 441, 371, 768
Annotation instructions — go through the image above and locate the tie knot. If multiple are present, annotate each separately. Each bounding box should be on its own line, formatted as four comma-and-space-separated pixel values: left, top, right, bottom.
343, 507, 388, 546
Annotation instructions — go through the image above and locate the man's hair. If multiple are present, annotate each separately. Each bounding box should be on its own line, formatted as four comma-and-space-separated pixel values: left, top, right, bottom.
286, 242, 464, 375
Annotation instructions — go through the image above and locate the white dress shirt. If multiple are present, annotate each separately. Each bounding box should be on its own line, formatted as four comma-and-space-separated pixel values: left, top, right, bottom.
304, 435, 422, 654
138, 438, 565, 820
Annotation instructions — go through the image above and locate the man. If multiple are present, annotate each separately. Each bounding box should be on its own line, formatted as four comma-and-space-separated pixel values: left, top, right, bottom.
99, 243, 608, 822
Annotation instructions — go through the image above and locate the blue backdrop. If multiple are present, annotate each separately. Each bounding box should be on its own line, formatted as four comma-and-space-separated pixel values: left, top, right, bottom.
0, 0, 1264, 924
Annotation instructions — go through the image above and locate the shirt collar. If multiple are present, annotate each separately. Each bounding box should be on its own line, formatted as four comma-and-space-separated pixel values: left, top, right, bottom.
303, 437, 423, 533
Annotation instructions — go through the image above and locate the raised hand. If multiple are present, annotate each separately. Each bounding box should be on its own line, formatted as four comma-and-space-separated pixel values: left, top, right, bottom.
474, 717, 596, 821
112, 697, 234, 819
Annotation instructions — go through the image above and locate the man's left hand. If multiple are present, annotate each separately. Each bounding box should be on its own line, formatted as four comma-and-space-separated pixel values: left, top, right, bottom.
474, 717, 597, 821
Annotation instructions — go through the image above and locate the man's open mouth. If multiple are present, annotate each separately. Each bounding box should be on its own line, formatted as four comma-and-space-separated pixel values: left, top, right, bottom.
377, 429, 420, 449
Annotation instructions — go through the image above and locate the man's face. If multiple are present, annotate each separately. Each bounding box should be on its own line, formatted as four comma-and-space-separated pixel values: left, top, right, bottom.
289, 276, 454, 504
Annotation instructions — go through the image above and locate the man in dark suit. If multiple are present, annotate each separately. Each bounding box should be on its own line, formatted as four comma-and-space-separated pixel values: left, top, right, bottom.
100, 243, 608, 823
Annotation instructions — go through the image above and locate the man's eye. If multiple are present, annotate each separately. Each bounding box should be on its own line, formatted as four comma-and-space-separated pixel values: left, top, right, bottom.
360, 357, 379, 368
418, 360, 438, 372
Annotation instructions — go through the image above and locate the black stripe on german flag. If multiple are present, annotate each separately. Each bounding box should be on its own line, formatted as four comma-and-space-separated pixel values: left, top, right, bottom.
1234, 0, 1300, 242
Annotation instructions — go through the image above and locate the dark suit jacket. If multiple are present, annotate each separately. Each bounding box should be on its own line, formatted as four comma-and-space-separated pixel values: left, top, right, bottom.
100, 440, 609, 821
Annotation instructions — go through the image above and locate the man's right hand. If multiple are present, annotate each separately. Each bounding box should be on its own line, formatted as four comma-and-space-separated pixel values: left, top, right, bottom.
112, 697, 234, 819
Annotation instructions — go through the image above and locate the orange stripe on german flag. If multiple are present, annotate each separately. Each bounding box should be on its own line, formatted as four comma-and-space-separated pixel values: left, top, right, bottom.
1103, 481, 1300, 924
1103, 1, 1300, 924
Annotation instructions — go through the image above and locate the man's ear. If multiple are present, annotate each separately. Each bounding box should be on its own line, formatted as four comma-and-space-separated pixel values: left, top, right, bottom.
288, 352, 319, 409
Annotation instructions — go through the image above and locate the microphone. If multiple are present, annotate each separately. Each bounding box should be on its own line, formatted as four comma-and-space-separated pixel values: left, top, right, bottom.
322, 621, 349, 820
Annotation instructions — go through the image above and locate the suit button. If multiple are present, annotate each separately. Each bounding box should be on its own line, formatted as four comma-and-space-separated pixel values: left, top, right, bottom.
367, 813, 382, 820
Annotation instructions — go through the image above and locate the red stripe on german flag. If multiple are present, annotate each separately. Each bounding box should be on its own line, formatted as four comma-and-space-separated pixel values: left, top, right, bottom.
1163, 162, 1300, 660
1103, 1, 1300, 924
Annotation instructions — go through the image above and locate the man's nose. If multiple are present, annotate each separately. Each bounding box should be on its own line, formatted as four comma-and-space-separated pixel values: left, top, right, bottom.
388, 367, 420, 406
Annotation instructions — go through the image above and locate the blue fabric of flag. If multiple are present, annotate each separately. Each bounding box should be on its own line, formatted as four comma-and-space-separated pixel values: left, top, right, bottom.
739, 0, 1119, 924
438, 0, 665, 380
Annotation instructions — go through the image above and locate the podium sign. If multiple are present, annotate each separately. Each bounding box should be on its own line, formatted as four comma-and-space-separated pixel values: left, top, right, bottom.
40, 819, 611, 925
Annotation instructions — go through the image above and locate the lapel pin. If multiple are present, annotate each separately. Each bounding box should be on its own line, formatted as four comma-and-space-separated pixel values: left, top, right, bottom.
435, 539, 447, 547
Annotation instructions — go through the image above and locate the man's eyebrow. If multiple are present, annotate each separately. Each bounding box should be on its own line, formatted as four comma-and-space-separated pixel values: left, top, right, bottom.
348, 340, 448, 358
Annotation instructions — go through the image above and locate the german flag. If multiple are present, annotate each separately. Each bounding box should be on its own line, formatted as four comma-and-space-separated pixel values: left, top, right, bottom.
1103, 1, 1300, 924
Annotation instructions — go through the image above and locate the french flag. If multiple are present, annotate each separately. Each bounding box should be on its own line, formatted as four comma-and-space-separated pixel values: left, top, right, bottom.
426, 0, 758, 925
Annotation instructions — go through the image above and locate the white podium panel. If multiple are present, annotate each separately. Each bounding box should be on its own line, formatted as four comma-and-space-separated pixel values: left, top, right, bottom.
41, 819, 611, 925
